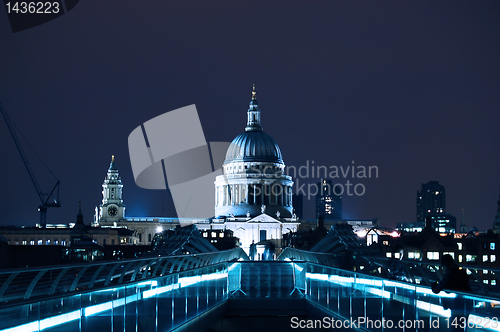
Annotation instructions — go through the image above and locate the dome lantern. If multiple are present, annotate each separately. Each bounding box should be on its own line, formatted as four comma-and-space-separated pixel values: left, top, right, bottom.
246, 84, 262, 132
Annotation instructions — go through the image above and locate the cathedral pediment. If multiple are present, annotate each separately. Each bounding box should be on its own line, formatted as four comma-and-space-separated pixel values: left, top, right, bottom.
246, 213, 281, 224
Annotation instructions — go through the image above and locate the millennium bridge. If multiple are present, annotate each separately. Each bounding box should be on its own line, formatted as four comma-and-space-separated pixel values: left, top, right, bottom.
0, 248, 499, 332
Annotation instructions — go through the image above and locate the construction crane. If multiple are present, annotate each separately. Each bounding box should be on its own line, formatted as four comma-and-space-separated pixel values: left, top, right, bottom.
0, 101, 61, 227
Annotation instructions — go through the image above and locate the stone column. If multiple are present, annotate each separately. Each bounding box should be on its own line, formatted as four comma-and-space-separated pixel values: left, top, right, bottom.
279, 185, 286, 206
253, 184, 257, 205
283, 186, 287, 206
236, 184, 239, 204
215, 186, 218, 206
231, 185, 234, 205
225, 185, 229, 206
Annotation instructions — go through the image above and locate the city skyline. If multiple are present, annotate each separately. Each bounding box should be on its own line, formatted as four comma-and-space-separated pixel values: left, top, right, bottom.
0, 1, 499, 230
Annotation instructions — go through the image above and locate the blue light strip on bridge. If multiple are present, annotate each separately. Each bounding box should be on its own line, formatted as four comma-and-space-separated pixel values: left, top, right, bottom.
1, 271, 228, 332
306, 272, 453, 317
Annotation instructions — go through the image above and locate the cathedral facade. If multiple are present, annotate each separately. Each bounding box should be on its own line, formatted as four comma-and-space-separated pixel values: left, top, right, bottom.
94, 87, 300, 257
206, 86, 299, 256
214, 86, 294, 219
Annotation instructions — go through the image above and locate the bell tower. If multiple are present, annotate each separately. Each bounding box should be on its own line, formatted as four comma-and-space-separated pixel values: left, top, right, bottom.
94, 155, 125, 224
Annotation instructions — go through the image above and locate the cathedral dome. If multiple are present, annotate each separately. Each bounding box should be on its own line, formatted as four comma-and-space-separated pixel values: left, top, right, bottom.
223, 85, 283, 165
224, 130, 283, 164
214, 86, 294, 221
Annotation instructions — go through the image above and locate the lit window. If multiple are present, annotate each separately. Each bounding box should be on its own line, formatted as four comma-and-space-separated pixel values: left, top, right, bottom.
483, 255, 489, 262
492, 280, 497, 286
483, 270, 488, 274
212, 232, 216, 237
22, 240, 27, 245
219, 233, 224, 238
38, 240, 42, 245
394, 252, 400, 259
491, 243, 496, 250
54, 239, 58, 245
203, 232, 208, 237
466, 255, 476, 262
386, 252, 392, 258
46, 240, 50, 245
61, 240, 66, 246
383, 241, 389, 246
408, 252, 414, 259
491, 255, 496, 262
484, 280, 489, 284
458, 255, 463, 263
457, 243, 463, 250
30, 240, 34, 245
427, 252, 439, 260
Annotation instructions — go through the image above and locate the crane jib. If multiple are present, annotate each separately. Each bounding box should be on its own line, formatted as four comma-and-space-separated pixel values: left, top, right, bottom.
0, 101, 61, 227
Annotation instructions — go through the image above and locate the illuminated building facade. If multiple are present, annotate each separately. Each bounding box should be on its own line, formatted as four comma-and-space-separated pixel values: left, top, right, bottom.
0, 204, 138, 250
211, 86, 299, 256
92, 88, 300, 256
214, 86, 294, 219
95, 156, 126, 223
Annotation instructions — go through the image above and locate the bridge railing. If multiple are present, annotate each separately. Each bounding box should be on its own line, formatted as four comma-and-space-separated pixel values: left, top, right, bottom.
0, 247, 248, 305
0, 263, 230, 332
279, 247, 500, 296
2, 258, 500, 332
305, 262, 500, 331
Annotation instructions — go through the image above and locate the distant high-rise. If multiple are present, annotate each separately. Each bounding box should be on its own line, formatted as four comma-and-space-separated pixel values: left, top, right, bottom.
493, 186, 500, 233
316, 179, 342, 219
293, 193, 304, 219
460, 209, 467, 233
417, 181, 446, 222
416, 181, 455, 233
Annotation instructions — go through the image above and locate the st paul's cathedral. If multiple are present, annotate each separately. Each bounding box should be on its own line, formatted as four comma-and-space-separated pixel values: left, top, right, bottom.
95, 87, 300, 256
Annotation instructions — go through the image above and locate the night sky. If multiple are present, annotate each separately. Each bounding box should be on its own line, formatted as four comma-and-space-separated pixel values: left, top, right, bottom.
0, 1, 499, 231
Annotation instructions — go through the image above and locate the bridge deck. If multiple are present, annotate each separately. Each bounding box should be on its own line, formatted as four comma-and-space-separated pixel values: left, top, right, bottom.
0, 252, 499, 332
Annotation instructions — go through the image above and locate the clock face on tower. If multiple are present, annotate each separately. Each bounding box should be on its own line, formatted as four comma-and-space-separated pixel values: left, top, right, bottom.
108, 206, 118, 217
